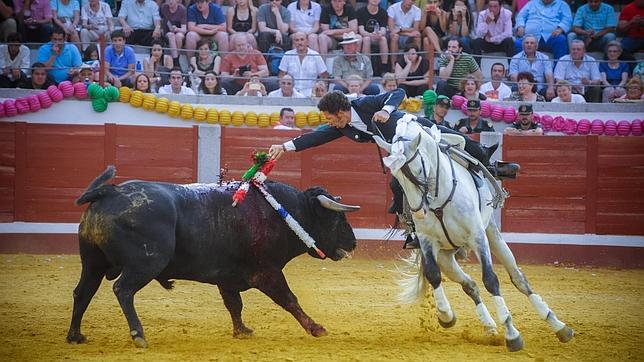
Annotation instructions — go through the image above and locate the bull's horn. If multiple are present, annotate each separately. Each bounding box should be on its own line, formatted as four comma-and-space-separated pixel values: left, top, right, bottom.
317, 195, 360, 212
373, 136, 392, 153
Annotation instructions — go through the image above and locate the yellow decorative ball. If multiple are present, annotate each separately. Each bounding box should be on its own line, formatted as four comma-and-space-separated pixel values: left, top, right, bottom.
219, 109, 231, 126
307, 111, 320, 127
129, 90, 144, 107
399, 97, 408, 110
167, 101, 181, 118
119, 86, 131, 103
193, 106, 207, 122
206, 108, 219, 124
257, 113, 270, 128
407, 98, 422, 113
142, 94, 157, 111
245, 111, 258, 127
180, 104, 194, 120
295, 112, 307, 128
270, 111, 280, 126
319, 112, 328, 124
231, 111, 245, 126
155, 97, 169, 113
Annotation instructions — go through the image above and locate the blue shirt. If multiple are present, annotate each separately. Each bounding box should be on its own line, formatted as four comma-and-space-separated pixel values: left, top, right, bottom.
599, 62, 629, 86
50, 0, 79, 19
515, 0, 572, 42
572, 3, 616, 33
187, 3, 225, 25
36, 42, 82, 83
105, 45, 136, 77
509, 51, 553, 91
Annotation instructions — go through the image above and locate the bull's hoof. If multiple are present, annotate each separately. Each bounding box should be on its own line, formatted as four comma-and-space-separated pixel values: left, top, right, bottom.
233, 326, 254, 339
133, 336, 148, 348
505, 335, 524, 352
438, 314, 457, 329
66, 332, 87, 344
556, 325, 574, 343
310, 324, 328, 337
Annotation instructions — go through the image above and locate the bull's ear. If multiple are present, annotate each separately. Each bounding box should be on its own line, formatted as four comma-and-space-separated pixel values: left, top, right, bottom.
316, 195, 360, 213
373, 136, 392, 153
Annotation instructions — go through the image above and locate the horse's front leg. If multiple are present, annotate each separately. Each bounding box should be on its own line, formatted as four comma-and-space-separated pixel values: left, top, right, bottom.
420, 241, 456, 328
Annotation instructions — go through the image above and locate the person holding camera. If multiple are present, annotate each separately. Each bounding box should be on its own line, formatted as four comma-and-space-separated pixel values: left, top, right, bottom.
220, 33, 269, 95
158, 67, 196, 95
236, 74, 268, 96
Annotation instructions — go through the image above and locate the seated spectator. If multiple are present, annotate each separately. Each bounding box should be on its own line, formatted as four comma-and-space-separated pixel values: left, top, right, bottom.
332, 32, 379, 95
17, 0, 54, 43
268, 74, 305, 97
514, 0, 572, 59
51, 0, 81, 49
82, 44, 98, 62
0, 1, 17, 42
381, 72, 397, 92
471, 0, 514, 62
442, 0, 471, 53
387, 0, 421, 66
158, 67, 196, 94
551, 79, 586, 103
161, 0, 187, 65
118, 0, 162, 46
319, 0, 359, 59
568, 0, 616, 53
505, 71, 545, 102
453, 99, 495, 134
311, 79, 328, 97
554, 39, 601, 103
18, 62, 55, 89
394, 43, 429, 97
427, 95, 450, 126
220, 34, 269, 95
236, 74, 267, 96
617, 0, 644, 55
190, 39, 220, 77
73, 62, 96, 84
144, 40, 173, 92
186, 0, 228, 60
288, 0, 321, 52
226, 0, 257, 50
199, 71, 227, 94
80, 0, 113, 51
480, 62, 511, 101
278, 31, 328, 97
436, 36, 482, 98
419, 0, 446, 55
0, 32, 30, 88
273, 107, 296, 129
257, 0, 291, 54
104, 30, 136, 87
509, 34, 555, 100
600, 41, 629, 103
457, 75, 486, 100
503, 104, 544, 135
634, 61, 644, 81
346, 74, 365, 96
133, 73, 152, 93
613, 77, 644, 103
357, 0, 389, 75
37, 26, 82, 83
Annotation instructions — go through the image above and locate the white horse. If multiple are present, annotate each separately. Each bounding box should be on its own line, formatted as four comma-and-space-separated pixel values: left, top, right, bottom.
374, 115, 574, 352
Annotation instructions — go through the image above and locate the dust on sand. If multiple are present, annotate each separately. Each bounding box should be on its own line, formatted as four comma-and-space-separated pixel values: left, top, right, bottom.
0, 254, 642, 361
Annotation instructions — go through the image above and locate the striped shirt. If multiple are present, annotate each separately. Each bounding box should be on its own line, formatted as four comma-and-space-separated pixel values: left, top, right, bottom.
438, 53, 479, 89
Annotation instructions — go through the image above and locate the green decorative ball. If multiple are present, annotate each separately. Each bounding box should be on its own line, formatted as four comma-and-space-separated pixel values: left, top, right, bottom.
92, 97, 108, 112
104, 85, 120, 102
422, 90, 437, 105
87, 83, 104, 99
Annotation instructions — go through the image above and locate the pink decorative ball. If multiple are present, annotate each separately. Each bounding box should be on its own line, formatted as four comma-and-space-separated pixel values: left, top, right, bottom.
577, 119, 591, 135
3, 99, 17, 117
14, 97, 30, 114
27, 95, 41, 112
541, 115, 553, 131
0, 102, 5, 117
552, 116, 567, 132
451, 95, 466, 108
564, 118, 577, 135
631, 119, 642, 136
590, 119, 604, 135
58, 81, 74, 98
532, 113, 541, 124
460, 102, 468, 114
73, 82, 88, 99
480, 101, 491, 117
37, 91, 53, 109
503, 107, 517, 123
491, 105, 504, 122
47, 85, 64, 102
617, 120, 631, 136
604, 120, 617, 136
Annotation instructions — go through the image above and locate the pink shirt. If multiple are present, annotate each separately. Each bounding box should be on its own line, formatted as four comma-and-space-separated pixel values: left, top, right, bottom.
14, 0, 53, 20
475, 7, 512, 43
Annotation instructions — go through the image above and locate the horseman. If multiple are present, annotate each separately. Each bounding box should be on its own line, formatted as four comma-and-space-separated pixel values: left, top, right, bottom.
268, 89, 519, 247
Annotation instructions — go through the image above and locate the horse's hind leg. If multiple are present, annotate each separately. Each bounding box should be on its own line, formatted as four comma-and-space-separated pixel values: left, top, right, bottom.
436, 250, 498, 336
420, 242, 456, 328
486, 221, 574, 343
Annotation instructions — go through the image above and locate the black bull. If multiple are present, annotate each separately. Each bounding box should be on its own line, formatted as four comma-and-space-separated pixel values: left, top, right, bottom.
67, 166, 359, 348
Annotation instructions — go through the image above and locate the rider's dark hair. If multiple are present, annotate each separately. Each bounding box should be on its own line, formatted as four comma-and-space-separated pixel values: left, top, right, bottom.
318, 91, 351, 114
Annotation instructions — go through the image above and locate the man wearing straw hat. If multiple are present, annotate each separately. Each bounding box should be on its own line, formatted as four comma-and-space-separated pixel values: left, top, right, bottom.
332, 31, 379, 95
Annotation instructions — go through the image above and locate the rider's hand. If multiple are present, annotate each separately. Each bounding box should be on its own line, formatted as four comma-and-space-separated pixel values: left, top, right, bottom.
268, 144, 286, 160
372, 110, 390, 123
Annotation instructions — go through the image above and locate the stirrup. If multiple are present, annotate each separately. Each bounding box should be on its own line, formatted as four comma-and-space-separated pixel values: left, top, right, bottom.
403, 233, 420, 249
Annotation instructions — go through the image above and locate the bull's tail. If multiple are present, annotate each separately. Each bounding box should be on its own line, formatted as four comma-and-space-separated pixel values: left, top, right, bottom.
76, 165, 117, 205
396, 250, 428, 304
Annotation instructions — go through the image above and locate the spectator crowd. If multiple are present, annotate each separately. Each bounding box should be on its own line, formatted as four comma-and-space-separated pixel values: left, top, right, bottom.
0, 0, 642, 102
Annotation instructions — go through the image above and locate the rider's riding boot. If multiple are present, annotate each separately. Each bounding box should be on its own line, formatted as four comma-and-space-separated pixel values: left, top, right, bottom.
481, 143, 499, 164
487, 161, 520, 179
387, 185, 404, 214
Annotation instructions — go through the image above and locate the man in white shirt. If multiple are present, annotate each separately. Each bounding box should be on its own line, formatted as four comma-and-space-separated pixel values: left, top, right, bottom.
0, 32, 30, 88
278, 31, 328, 97
553, 40, 601, 102
273, 107, 296, 129
158, 68, 196, 95
268, 74, 306, 97
387, 0, 420, 66
480, 62, 511, 101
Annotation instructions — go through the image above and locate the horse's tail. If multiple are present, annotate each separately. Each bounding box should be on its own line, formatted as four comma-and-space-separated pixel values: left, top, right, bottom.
396, 250, 429, 304
76, 165, 116, 205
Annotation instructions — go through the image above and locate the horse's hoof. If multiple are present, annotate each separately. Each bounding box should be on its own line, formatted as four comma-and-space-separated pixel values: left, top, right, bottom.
485, 327, 499, 337
438, 313, 457, 329
233, 326, 254, 339
505, 335, 524, 352
66, 332, 87, 344
310, 324, 328, 337
556, 325, 574, 343
133, 336, 148, 348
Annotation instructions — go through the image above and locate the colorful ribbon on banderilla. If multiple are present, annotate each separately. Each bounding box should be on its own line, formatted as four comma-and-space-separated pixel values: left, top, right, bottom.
231, 151, 326, 259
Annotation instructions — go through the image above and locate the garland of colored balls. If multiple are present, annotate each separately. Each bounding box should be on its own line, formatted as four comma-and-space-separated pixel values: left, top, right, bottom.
0, 81, 88, 117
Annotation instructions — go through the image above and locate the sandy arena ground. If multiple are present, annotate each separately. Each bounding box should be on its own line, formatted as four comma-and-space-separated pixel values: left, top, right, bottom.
0, 253, 642, 361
